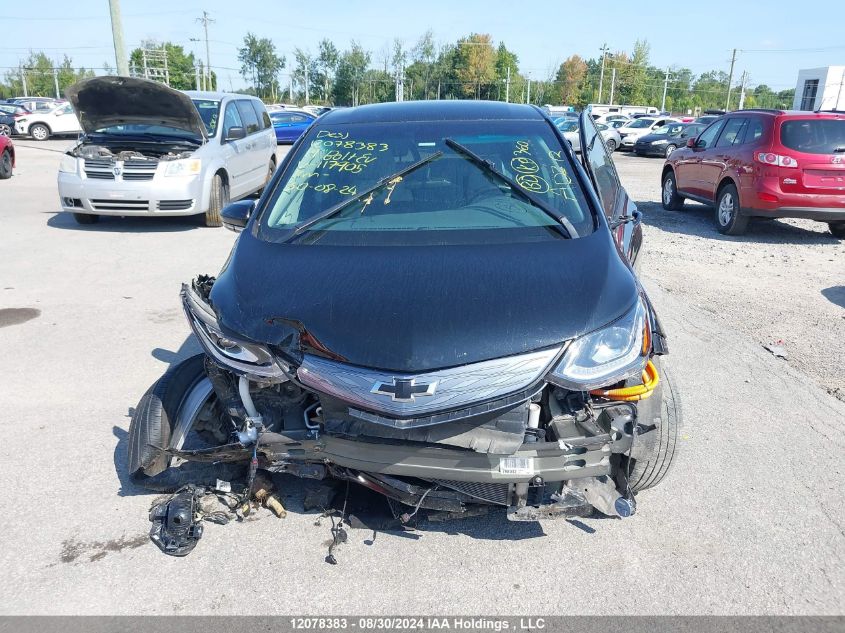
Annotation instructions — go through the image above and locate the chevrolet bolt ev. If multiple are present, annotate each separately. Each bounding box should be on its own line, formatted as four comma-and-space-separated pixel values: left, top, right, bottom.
129, 102, 680, 521
58, 77, 277, 227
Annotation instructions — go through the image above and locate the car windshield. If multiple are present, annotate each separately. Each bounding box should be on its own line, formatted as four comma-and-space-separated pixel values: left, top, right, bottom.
258, 119, 594, 245
556, 120, 579, 132
627, 118, 655, 129
655, 124, 684, 136
780, 119, 845, 154
191, 99, 221, 136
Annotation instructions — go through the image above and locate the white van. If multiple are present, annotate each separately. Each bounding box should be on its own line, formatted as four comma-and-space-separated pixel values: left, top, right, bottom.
58, 77, 277, 226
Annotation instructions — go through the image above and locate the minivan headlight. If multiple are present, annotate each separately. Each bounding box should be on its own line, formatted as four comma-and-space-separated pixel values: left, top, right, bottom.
59, 154, 78, 173
165, 158, 201, 177
548, 299, 649, 391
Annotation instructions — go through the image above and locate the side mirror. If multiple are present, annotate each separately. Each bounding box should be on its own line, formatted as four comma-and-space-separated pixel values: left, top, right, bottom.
686, 138, 696, 148
221, 199, 255, 233
225, 126, 246, 142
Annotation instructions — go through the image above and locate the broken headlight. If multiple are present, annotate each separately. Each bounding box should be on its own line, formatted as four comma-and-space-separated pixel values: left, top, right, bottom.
548, 298, 649, 391
181, 284, 288, 380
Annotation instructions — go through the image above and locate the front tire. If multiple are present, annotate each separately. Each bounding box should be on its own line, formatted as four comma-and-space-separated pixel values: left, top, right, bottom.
0, 124, 11, 137
73, 212, 99, 224
605, 139, 617, 152
204, 173, 226, 227
661, 171, 684, 210
0, 149, 12, 179
714, 183, 749, 235
29, 123, 49, 141
828, 222, 845, 239
627, 357, 681, 491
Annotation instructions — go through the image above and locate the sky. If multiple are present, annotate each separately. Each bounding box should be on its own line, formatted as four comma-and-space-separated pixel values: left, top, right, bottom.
3, 0, 845, 94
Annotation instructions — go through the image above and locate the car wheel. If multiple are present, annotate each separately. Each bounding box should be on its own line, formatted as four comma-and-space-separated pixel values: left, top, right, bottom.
661, 171, 684, 210
605, 139, 617, 152
0, 149, 12, 179
664, 144, 677, 158
714, 183, 749, 235
257, 160, 276, 196
29, 123, 49, 141
204, 173, 226, 227
73, 212, 99, 224
828, 222, 845, 239
0, 124, 11, 137
627, 356, 681, 492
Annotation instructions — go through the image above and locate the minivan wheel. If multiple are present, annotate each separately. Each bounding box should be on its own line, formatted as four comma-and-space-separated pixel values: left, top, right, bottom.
627, 356, 681, 492
661, 171, 684, 210
664, 144, 677, 158
204, 173, 226, 227
714, 184, 749, 235
73, 212, 99, 224
828, 222, 845, 239
29, 123, 49, 141
0, 149, 12, 179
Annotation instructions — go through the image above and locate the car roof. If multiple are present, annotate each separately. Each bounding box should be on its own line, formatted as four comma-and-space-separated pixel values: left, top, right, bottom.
729, 109, 845, 119
182, 90, 263, 102
319, 100, 547, 125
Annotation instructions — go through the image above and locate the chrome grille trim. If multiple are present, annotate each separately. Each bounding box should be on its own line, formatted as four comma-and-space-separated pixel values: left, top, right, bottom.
297, 347, 562, 418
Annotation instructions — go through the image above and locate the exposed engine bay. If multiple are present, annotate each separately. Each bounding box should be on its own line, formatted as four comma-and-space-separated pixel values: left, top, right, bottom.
70, 143, 196, 161
130, 275, 677, 531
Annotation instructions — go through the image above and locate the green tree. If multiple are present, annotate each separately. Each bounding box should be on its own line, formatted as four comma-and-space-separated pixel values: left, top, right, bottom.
292, 48, 318, 103
455, 33, 496, 99
315, 39, 339, 103
553, 55, 587, 106
129, 42, 199, 90
333, 41, 371, 106
238, 33, 285, 99
494, 43, 519, 101
4, 52, 94, 98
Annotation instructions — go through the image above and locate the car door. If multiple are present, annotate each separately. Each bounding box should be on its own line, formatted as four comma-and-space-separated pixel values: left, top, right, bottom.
702, 116, 749, 200
271, 112, 297, 142
219, 100, 253, 198
680, 118, 726, 197
234, 100, 267, 193
51, 104, 80, 134
288, 113, 315, 141
578, 112, 642, 266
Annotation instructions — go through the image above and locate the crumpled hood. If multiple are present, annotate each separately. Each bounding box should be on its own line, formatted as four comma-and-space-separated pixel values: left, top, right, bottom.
66, 76, 206, 139
209, 228, 638, 373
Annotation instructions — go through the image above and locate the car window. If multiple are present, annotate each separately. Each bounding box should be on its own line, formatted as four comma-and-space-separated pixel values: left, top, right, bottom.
596, 123, 608, 131
250, 101, 271, 129
271, 113, 294, 124
191, 99, 221, 136
581, 113, 620, 220
222, 102, 244, 138
290, 114, 310, 123
259, 119, 594, 245
695, 120, 726, 149
627, 118, 655, 129
681, 125, 703, 138
745, 117, 766, 143
236, 100, 261, 135
780, 119, 845, 154
716, 117, 748, 148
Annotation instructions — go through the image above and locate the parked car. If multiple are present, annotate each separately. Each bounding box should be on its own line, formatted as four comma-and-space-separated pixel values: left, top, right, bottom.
127, 102, 679, 523
606, 119, 628, 130
15, 102, 81, 140
617, 116, 680, 149
0, 135, 14, 179
555, 117, 622, 152
269, 109, 316, 143
7, 97, 62, 113
661, 109, 845, 237
634, 122, 706, 158
58, 77, 277, 226
694, 115, 722, 125
301, 105, 332, 117
0, 103, 31, 137
593, 113, 630, 125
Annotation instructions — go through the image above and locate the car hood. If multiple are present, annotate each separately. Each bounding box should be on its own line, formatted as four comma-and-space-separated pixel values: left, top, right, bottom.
66, 76, 206, 139
209, 228, 638, 373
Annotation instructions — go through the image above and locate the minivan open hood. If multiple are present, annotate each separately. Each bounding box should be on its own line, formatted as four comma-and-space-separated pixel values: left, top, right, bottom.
66, 76, 207, 139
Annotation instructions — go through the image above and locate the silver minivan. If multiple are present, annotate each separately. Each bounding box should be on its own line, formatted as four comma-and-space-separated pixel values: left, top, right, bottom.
58, 77, 277, 226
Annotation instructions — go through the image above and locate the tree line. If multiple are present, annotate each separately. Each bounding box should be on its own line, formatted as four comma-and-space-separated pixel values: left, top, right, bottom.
2, 34, 796, 113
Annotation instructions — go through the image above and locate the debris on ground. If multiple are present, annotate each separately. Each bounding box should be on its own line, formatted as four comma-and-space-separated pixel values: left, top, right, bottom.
764, 340, 789, 360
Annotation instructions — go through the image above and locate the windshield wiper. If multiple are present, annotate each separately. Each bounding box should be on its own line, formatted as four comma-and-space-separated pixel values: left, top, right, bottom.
444, 138, 577, 238
285, 151, 443, 240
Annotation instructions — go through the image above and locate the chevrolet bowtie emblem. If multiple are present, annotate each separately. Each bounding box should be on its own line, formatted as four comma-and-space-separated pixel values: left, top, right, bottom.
371, 377, 437, 402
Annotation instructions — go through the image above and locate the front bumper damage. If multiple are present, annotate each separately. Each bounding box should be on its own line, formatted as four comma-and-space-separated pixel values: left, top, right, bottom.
164, 278, 665, 521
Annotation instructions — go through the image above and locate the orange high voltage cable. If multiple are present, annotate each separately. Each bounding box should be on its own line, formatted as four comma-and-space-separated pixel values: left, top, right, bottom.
589, 360, 659, 402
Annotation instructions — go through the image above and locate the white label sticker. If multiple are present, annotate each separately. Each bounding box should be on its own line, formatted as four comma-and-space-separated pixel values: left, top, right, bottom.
499, 457, 534, 475
215, 479, 231, 493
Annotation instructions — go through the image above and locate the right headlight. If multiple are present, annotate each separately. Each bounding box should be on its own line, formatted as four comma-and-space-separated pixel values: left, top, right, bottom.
181, 284, 288, 381
59, 154, 78, 174
548, 299, 649, 391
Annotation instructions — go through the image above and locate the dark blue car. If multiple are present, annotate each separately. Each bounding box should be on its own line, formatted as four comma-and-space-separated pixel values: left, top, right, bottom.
270, 110, 316, 144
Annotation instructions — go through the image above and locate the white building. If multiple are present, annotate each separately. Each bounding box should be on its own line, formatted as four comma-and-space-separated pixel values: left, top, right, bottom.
793, 66, 845, 111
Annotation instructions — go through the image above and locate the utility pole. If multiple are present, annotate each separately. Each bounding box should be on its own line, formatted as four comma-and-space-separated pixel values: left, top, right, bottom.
288, 74, 293, 102
197, 11, 214, 91
598, 43, 609, 103
195, 64, 201, 90
305, 65, 310, 104
505, 66, 511, 103
53, 68, 60, 98
725, 48, 737, 111
108, 0, 129, 76
609, 68, 616, 105
526, 74, 531, 104
738, 71, 748, 110
661, 67, 670, 112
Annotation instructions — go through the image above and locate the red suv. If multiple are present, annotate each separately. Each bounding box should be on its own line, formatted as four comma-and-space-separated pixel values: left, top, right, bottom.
661, 109, 845, 237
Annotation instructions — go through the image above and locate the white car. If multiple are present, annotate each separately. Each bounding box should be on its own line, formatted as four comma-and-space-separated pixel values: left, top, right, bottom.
15, 102, 82, 141
555, 118, 622, 152
57, 77, 277, 226
592, 113, 631, 125
617, 117, 679, 149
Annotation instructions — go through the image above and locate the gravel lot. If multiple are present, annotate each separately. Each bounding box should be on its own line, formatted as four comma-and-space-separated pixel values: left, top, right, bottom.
1, 139, 843, 616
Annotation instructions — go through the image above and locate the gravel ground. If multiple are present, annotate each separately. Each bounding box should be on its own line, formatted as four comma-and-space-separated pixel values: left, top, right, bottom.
614, 152, 845, 401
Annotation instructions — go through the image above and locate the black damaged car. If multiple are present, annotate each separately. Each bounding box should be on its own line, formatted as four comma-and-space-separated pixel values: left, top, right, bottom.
129, 101, 680, 522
